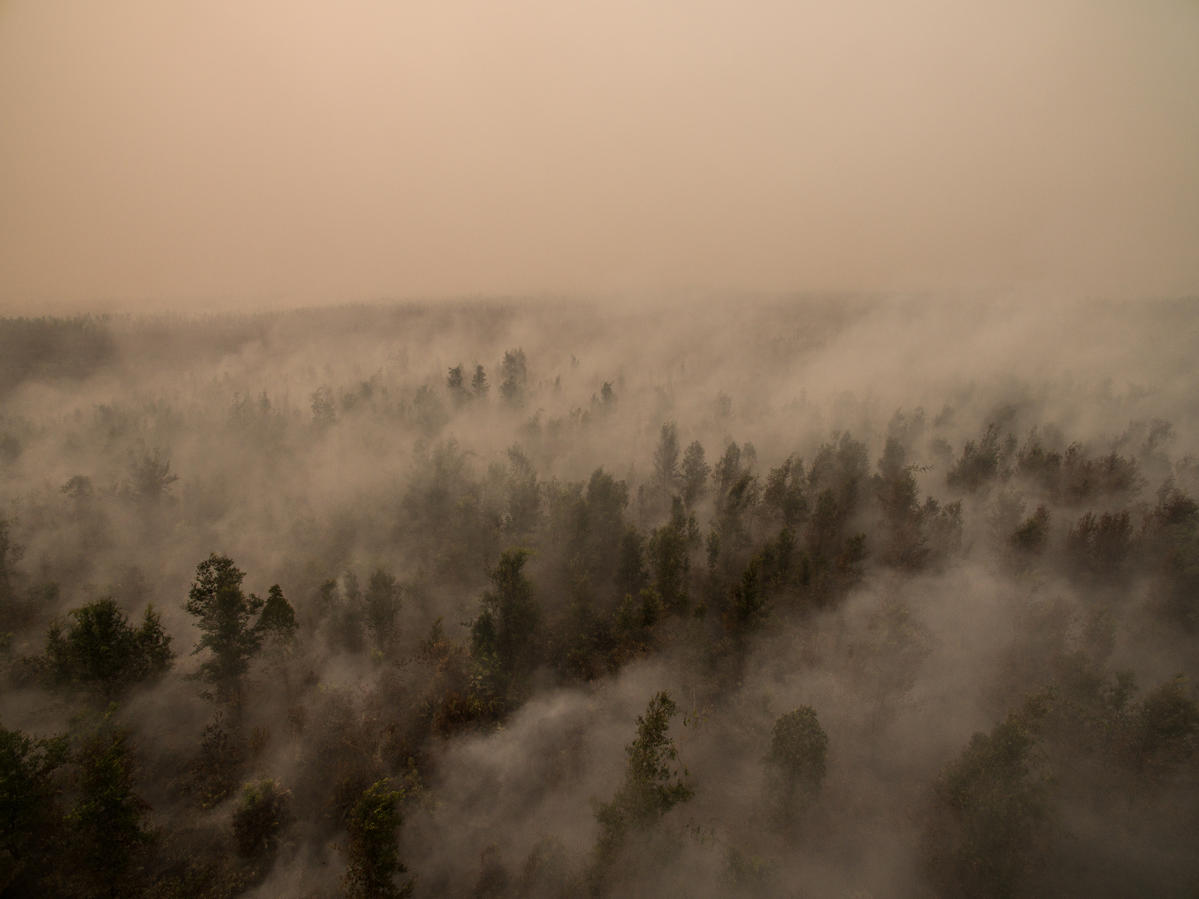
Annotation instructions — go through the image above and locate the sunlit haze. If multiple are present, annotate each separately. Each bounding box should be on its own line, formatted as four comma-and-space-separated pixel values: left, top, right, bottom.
2, 0, 1198, 312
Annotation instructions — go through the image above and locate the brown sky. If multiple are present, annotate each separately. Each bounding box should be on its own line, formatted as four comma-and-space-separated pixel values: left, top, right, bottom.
1, 0, 1197, 313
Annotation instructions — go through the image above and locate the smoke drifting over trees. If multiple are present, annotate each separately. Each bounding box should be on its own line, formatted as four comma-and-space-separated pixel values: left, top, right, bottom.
0, 296, 1197, 896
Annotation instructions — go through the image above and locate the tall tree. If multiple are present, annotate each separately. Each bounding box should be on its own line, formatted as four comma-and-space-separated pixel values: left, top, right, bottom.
471, 363, 489, 398
232, 778, 292, 862
679, 440, 710, 508
647, 499, 694, 614
924, 714, 1051, 898
185, 555, 265, 704
363, 570, 400, 651
499, 349, 528, 405
0, 517, 22, 626
67, 716, 151, 898
0, 725, 67, 895
652, 423, 681, 495
765, 707, 828, 830
344, 779, 413, 899
471, 549, 541, 700
255, 584, 298, 646
594, 692, 693, 865
45, 599, 173, 697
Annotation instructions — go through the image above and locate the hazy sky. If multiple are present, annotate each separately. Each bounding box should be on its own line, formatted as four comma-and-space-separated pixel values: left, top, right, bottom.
2, 0, 1197, 312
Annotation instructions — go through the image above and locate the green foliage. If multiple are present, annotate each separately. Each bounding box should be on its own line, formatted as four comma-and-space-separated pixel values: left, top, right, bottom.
232, 778, 292, 860
616, 528, 649, 599
1016, 433, 1140, 505
680, 440, 711, 508
711, 442, 760, 562
1143, 485, 1199, 629
767, 707, 828, 797
499, 348, 528, 405
45, 598, 173, 696
127, 448, 179, 504
765, 706, 827, 833
0, 315, 115, 398
616, 588, 661, 641
924, 715, 1051, 898
725, 556, 768, 634
67, 715, 151, 896
471, 363, 489, 397
310, 386, 336, 427
1015, 429, 1062, 494
763, 455, 807, 528
1009, 505, 1050, 556
595, 691, 693, 862
1059, 445, 1141, 505
873, 436, 951, 569
343, 779, 413, 899
648, 498, 694, 613
255, 584, 298, 645
0, 517, 21, 627
185, 555, 265, 702
190, 714, 246, 809
505, 446, 542, 536
1128, 676, 1199, 776
653, 422, 681, 494
1065, 510, 1134, 580
471, 549, 541, 699
806, 433, 868, 519
363, 570, 399, 650
0, 724, 68, 893
947, 424, 1006, 494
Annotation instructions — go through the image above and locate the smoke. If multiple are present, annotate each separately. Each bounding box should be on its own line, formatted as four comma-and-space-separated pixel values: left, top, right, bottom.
1, 296, 1197, 896
2, 1, 1197, 311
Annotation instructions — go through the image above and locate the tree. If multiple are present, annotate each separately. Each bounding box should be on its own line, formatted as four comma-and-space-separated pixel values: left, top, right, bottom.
471, 364, 489, 398
45, 599, 173, 697
726, 556, 768, 635
947, 424, 1006, 494
680, 440, 710, 508
471, 549, 541, 700
616, 527, 649, 600
1128, 676, 1199, 777
67, 715, 151, 897
763, 455, 806, 528
594, 691, 693, 862
499, 349, 528, 405
0, 725, 67, 894
0, 516, 22, 626
652, 422, 681, 495
255, 584, 298, 646
189, 714, 245, 809
185, 555, 265, 704
1009, 505, 1050, 557
647, 498, 694, 614
232, 778, 292, 861
364, 570, 400, 651
127, 448, 178, 504
310, 386, 336, 427
924, 715, 1051, 898
1065, 510, 1134, 581
766, 707, 827, 829
344, 779, 413, 898
505, 447, 542, 537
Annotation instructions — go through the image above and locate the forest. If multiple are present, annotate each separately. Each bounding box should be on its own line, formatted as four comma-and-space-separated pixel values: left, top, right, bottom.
1, 296, 1197, 897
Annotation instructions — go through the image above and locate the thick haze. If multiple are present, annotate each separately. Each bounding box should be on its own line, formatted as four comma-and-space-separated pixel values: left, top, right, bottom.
2, 0, 1198, 312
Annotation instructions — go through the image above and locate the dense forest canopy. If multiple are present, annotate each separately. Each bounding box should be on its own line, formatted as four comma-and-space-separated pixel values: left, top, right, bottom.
1, 296, 1197, 897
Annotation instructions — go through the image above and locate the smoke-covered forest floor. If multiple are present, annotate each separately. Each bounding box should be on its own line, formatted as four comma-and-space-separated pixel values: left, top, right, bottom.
2, 296, 1198, 897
